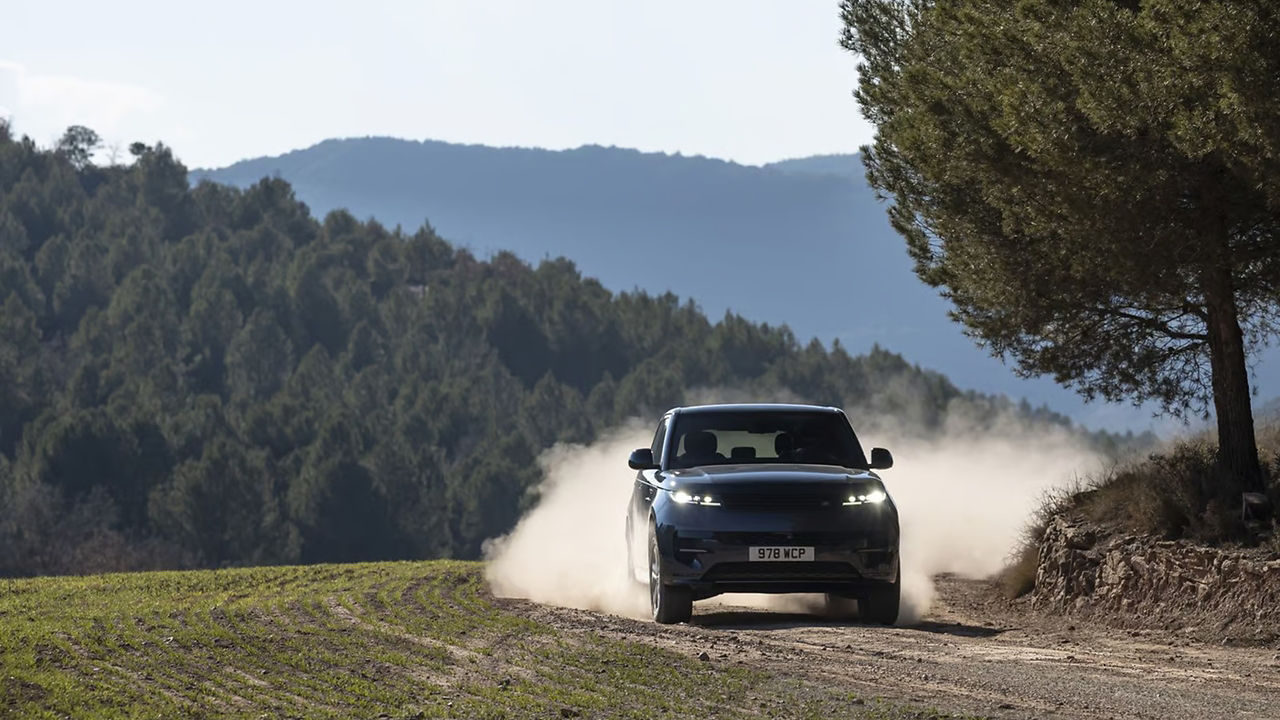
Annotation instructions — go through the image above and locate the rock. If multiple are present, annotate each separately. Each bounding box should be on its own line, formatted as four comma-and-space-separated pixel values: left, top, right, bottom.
1032, 515, 1280, 642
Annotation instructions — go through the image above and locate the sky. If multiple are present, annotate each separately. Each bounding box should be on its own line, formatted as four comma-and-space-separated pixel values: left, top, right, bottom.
0, 0, 876, 169
0, 2, 1211, 434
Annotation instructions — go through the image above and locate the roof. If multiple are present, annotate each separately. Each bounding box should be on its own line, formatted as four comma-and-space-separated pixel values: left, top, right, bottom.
666, 403, 840, 416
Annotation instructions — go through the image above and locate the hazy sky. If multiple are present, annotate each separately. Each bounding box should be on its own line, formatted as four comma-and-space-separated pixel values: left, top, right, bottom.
0, 1, 875, 169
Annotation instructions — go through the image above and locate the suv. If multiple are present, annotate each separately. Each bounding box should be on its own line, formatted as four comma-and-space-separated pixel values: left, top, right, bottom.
625, 403, 899, 624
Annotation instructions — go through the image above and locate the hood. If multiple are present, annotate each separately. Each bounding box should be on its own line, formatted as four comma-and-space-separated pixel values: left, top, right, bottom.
664, 463, 878, 486
661, 463, 891, 510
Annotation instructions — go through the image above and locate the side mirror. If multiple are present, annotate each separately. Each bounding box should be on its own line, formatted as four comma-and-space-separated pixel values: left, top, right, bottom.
869, 447, 893, 470
628, 448, 657, 470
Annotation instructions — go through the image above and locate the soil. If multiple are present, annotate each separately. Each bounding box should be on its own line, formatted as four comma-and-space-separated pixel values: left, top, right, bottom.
505, 575, 1280, 719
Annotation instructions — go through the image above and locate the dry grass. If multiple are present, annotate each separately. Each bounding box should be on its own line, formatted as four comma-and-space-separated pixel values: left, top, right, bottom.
999, 426, 1280, 599
998, 482, 1082, 599
1077, 436, 1280, 543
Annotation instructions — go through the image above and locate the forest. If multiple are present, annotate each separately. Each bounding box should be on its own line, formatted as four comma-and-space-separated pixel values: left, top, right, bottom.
0, 124, 1143, 576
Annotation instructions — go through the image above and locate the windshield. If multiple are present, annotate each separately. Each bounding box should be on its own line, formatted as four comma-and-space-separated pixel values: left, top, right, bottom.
668, 410, 868, 470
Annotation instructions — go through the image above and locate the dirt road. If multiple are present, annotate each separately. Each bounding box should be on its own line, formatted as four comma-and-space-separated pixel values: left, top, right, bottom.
511, 576, 1280, 719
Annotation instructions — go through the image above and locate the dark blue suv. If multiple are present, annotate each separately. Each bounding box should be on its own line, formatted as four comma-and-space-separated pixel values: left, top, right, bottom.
625, 404, 899, 624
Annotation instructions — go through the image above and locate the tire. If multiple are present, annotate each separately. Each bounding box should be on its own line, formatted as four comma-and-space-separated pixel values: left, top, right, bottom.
649, 524, 693, 624
861, 568, 901, 626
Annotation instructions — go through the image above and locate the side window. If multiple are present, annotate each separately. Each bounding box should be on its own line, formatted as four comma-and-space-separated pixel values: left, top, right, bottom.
650, 420, 668, 465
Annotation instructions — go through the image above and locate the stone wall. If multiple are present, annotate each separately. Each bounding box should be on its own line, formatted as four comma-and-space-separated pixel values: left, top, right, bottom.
1033, 516, 1280, 641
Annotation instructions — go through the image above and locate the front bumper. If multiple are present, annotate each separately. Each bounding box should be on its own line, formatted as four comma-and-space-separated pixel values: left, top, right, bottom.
654, 506, 899, 600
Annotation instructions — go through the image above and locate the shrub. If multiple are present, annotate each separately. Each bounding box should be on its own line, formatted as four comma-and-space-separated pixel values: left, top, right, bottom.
1001, 428, 1280, 598
1078, 438, 1280, 543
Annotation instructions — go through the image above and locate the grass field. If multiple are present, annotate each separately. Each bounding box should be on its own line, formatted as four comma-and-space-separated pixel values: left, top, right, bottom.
0, 561, 971, 719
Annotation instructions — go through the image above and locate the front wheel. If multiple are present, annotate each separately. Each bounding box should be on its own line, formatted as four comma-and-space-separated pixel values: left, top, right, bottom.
861, 569, 900, 626
649, 524, 692, 624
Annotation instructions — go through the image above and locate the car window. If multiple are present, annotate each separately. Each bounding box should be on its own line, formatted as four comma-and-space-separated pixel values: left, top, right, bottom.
669, 411, 867, 470
650, 419, 668, 464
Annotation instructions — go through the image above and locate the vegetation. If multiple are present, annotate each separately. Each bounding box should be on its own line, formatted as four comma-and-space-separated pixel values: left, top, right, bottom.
1000, 428, 1280, 598
0, 560, 974, 719
0, 122, 1141, 577
841, 0, 1280, 492
193, 136, 1142, 422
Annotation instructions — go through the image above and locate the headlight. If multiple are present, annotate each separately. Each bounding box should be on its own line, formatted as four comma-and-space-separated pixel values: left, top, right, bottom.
843, 489, 887, 506
671, 490, 720, 506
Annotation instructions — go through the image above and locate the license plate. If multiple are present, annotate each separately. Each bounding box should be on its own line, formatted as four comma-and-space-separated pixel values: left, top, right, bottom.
749, 546, 814, 562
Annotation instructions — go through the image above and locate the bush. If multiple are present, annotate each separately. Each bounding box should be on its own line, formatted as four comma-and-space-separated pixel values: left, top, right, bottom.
1001, 429, 1280, 598
1078, 438, 1280, 543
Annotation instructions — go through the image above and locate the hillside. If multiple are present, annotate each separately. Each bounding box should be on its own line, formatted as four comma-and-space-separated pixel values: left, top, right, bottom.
0, 125, 1141, 578
0, 561, 963, 719
194, 138, 1280, 431
762, 153, 864, 179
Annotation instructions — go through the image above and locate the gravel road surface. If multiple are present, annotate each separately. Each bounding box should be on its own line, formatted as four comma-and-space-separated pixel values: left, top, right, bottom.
511, 575, 1280, 719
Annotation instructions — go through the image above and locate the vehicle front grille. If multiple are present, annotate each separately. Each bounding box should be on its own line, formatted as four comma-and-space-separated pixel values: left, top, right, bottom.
717, 492, 843, 510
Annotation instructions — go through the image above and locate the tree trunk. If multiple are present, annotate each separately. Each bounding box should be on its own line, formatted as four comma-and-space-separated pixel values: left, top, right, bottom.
1203, 265, 1264, 493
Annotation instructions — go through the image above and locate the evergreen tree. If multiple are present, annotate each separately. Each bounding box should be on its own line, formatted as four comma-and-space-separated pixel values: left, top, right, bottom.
841, 0, 1280, 490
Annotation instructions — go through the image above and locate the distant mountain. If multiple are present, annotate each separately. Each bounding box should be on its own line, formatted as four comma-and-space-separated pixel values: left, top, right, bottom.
763, 154, 865, 180
194, 138, 1269, 431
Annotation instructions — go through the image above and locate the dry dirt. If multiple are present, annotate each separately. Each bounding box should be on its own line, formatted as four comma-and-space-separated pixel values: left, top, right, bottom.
504, 575, 1280, 719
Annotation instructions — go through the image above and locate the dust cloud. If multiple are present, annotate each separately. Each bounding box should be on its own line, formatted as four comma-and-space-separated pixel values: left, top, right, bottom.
484, 421, 653, 619
484, 411, 1102, 624
864, 417, 1102, 623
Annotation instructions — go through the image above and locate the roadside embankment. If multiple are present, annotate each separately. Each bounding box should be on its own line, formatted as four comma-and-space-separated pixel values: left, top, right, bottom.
1033, 515, 1280, 643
